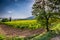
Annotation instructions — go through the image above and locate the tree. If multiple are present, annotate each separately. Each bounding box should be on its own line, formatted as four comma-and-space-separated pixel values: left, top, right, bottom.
9, 17, 12, 21
2, 18, 9, 22
32, 0, 60, 32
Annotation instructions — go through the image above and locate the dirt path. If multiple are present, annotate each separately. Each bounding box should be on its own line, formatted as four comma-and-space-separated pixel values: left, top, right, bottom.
0, 24, 45, 37
51, 36, 60, 40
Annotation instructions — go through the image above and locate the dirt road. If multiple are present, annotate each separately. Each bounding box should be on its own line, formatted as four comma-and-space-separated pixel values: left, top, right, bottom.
0, 24, 44, 37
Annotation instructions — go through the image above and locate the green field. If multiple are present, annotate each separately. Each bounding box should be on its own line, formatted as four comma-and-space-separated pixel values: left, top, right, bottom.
2, 20, 41, 30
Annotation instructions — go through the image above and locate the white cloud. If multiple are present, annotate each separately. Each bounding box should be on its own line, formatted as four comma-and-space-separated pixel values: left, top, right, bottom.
7, 9, 14, 14
8, 11, 12, 13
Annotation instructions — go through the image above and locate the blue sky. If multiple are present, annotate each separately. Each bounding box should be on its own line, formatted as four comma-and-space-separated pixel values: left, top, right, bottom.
0, 0, 34, 19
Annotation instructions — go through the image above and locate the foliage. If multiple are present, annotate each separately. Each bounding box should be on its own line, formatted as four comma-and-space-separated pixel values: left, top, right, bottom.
52, 22, 60, 34
32, 0, 60, 31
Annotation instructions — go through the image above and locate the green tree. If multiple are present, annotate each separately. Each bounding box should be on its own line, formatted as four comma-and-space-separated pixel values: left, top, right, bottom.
2, 18, 9, 22
32, 0, 60, 32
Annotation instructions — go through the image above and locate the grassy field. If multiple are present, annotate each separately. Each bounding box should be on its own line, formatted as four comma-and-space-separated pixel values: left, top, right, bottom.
2, 20, 41, 30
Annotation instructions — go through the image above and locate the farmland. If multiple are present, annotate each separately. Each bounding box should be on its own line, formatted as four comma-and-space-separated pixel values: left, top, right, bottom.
2, 20, 41, 30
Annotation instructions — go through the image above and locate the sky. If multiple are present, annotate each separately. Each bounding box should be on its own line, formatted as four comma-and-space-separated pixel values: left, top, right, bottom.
0, 0, 34, 19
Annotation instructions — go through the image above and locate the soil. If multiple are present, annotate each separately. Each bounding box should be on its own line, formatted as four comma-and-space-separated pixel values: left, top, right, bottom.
0, 24, 45, 37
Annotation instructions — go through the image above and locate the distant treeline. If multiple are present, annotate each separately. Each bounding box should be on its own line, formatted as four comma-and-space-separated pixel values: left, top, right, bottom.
0, 17, 12, 22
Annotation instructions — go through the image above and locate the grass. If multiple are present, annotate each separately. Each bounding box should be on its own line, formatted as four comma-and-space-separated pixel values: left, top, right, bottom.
0, 34, 6, 40
30, 30, 58, 40
0, 31, 57, 40
31, 32, 52, 40
2, 20, 41, 30
51, 23, 60, 34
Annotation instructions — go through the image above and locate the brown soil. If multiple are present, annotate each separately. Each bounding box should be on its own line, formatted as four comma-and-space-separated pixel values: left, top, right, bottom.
51, 36, 60, 40
0, 24, 45, 37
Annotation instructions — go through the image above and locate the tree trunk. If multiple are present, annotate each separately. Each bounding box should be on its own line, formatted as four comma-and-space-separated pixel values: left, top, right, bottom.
46, 18, 49, 32
42, 0, 49, 32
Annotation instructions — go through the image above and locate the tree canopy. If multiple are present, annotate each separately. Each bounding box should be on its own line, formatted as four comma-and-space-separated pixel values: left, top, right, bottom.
32, 0, 60, 31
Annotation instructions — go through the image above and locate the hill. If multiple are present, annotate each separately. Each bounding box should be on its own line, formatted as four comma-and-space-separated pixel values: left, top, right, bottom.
26, 16, 34, 19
